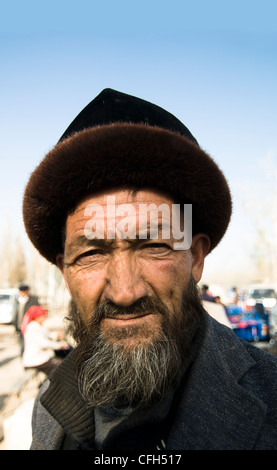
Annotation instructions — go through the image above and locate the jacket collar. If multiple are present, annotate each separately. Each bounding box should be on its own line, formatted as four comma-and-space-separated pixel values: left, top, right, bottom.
167, 314, 267, 450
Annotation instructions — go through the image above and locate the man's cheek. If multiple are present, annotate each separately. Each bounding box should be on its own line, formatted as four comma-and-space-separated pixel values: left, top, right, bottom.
68, 288, 90, 321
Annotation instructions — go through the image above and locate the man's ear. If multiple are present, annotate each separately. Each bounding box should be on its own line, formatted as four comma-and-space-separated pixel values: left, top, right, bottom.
191, 234, 211, 283
56, 254, 71, 295
56, 254, 65, 273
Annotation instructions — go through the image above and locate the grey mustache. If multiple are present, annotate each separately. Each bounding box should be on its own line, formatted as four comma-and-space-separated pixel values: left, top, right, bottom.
93, 296, 169, 321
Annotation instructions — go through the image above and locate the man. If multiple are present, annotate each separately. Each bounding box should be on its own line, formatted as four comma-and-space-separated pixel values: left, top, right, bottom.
200, 284, 216, 302
14, 284, 40, 355
23, 89, 277, 450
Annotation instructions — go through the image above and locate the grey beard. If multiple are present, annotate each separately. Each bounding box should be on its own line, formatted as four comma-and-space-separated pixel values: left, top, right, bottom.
66, 277, 204, 408
77, 330, 183, 408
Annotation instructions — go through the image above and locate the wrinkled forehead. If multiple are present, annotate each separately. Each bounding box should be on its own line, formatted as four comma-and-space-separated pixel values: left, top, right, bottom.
65, 188, 192, 250
67, 187, 184, 229
74, 187, 177, 209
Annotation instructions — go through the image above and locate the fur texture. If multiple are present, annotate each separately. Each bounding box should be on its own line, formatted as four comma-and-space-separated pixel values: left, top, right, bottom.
23, 123, 232, 264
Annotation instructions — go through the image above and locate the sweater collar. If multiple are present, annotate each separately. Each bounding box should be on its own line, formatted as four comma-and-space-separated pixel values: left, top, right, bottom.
40, 348, 95, 448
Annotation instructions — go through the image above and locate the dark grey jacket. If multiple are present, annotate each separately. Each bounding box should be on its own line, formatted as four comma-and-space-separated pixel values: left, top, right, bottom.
30, 313, 277, 450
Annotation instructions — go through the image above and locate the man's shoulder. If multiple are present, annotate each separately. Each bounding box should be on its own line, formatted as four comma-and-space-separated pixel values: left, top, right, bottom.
242, 337, 277, 365
169, 316, 277, 449
205, 313, 277, 388
239, 339, 277, 398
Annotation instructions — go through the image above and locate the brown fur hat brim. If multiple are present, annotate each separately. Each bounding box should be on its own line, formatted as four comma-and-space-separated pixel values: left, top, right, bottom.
23, 123, 232, 264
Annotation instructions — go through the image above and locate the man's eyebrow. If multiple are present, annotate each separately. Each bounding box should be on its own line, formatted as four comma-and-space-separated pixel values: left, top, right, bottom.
66, 236, 113, 255
66, 222, 172, 255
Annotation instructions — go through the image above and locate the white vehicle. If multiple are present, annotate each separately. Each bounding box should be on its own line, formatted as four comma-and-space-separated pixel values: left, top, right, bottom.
246, 284, 277, 310
0, 288, 18, 324
269, 303, 277, 337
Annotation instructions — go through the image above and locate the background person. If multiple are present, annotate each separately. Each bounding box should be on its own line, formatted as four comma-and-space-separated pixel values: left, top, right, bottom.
22, 306, 68, 376
14, 285, 40, 355
200, 284, 216, 303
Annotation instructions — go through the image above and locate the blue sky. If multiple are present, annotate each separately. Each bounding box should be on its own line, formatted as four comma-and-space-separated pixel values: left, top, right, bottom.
1, 0, 277, 287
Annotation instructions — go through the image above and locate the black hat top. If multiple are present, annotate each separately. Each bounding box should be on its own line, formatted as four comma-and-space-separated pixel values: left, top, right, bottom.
59, 88, 198, 146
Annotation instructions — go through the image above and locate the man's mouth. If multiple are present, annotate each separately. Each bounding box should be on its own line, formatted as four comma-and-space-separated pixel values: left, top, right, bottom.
102, 312, 158, 328
105, 312, 152, 321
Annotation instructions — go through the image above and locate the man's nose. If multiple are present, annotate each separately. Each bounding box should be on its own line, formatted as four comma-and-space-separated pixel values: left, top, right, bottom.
103, 253, 148, 306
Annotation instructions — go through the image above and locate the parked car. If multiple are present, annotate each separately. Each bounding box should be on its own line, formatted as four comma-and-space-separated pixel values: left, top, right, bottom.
269, 303, 277, 340
0, 288, 18, 324
246, 284, 277, 310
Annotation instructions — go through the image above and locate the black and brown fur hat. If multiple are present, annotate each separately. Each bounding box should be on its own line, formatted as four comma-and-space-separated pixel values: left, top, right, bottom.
23, 88, 232, 264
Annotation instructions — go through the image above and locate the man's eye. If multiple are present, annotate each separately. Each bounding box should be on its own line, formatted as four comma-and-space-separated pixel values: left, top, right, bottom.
141, 243, 171, 252
76, 249, 104, 263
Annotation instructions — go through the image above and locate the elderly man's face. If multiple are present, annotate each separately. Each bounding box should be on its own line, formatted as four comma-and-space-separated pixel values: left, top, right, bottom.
58, 189, 209, 350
